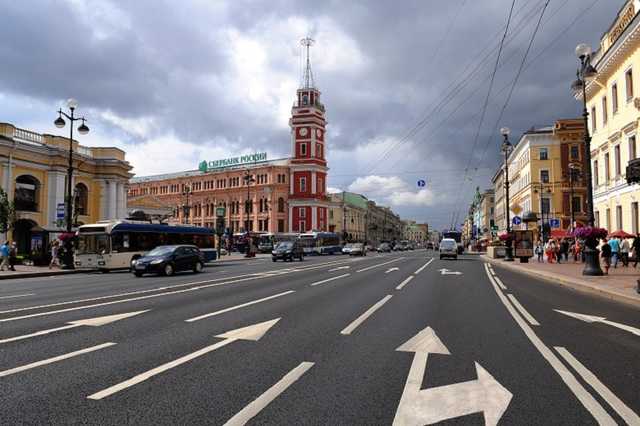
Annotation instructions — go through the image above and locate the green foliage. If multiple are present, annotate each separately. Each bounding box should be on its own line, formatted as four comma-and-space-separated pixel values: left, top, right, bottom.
0, 187, 16, 233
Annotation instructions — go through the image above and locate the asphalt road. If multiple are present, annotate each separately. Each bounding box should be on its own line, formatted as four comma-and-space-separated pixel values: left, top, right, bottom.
0, 251, 639, 425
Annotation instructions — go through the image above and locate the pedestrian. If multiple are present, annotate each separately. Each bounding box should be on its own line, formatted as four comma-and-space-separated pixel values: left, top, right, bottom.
561, 238, 570, 262
545, 240, 555, 263
574, 240, 582, 262
0, 241, 9, 271
49, 240, 60, 269
8, 241, 17, 271
601, 238, 612, 275
633, 234, 640, 268
535, 241, 543, 262
609, 236, 620, 268
620, 237, 630, 267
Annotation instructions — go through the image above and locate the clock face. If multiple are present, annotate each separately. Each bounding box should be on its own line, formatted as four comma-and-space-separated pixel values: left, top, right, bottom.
316, 129, 322, 138
299, 128, 308, 137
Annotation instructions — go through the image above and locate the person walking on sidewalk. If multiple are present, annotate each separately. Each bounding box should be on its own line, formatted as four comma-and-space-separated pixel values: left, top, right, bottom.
49, 240, 60, 269
609, 236, 620, 268
8, 241, 16, 271
601, 238, 612, 275
633, 234, 640, 267
535, 241, 543, 262
620, 237, 630, 267
560, 238, 570, 262
0, 241, 10, 271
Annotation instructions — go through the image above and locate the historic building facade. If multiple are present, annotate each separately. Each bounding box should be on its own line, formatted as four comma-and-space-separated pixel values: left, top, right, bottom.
0, 122, 132, 255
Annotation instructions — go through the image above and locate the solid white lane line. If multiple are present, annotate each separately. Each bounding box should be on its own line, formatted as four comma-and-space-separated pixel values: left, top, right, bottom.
395, 276, 414, 291
0, 324, 79, 344
414, 258, 434, 275
310, 274, 351, 287
0, 293, 35, 300
186, 291, 295, 322
484, 264, 506, 289
555, 347, 640, 424
224, 362, 315, 426
356, 257, 405, 273
483, 265, 615, 424
340, 295, 393, 335
87, 339, 235, 400
0, 342, 116, 378
328, 266, 350, 272
507, 294, 540, 326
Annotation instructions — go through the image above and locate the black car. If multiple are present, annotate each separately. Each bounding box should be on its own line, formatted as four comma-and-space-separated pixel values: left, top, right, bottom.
272, 241, 304, 262
132, 245, 205, 277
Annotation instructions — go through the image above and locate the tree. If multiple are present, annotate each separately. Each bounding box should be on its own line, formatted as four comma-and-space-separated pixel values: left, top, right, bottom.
0, 187, 16, 233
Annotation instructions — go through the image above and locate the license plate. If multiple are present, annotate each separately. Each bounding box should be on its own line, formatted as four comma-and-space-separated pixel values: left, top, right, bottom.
135, 264, 146, 270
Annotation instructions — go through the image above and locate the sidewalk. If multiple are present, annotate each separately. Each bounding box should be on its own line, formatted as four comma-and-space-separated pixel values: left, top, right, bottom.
482, 255, 640, 307
0, 265, 84, 280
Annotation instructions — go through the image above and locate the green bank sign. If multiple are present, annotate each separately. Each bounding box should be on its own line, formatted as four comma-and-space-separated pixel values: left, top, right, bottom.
199, 152, 267, 172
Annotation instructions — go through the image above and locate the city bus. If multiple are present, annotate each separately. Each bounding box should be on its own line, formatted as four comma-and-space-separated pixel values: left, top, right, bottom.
298, 231, 341, 255
75, 221, 216, 271
442, 230, 464, 254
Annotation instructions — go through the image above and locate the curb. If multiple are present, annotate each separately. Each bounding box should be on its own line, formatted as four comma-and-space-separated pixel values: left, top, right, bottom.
0, 269, 87, 281
481, 255, 640, 309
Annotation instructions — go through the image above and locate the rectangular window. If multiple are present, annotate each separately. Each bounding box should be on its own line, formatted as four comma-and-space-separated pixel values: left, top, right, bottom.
602, 96, 608, 125
595, 211, 600, 228
606, 208, 611, 230
300, 177, 307, 192
626, 68, 634, 101
300, 143, 307, 156
317, 144, 323, 159
591, 106, 597, 132
604, 153, 610, 182
614, 145, 621, 176
571, 196, 581, 214
278, 219, 285, 233
612, 83, 619, 113
299, 207, 306, 218
541, 197, 551, 214
570, 145, 579, 160
318, 178, 323, 193
539, 148, 548, 160
540, 170, 550, 183
630, 136, 637, 160
299, 220, 306, 232
632, 202, 639, 234
594, 160, 599, 186
616, 205, 623, 230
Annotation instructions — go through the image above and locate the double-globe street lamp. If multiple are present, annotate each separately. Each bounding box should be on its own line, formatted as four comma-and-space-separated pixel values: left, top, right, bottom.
501, 127, 514, 262
571, 43, 603, 276
243, 170, 255, 232
54, 98, 89, 269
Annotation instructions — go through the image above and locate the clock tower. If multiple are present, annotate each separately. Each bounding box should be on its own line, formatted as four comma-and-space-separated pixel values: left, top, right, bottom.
288, 37, 329, 232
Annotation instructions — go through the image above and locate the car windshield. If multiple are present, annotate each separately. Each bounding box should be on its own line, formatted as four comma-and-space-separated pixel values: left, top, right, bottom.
440, 241, 456, 249
146, 246, 176, 256
276, 242, 293, 249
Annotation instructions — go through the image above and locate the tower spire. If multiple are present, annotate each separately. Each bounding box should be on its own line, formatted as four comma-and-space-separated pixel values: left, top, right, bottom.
300, 37, 315, 89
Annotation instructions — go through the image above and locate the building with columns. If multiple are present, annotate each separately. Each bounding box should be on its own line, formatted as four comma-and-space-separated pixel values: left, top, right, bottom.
0, 122, 132, 255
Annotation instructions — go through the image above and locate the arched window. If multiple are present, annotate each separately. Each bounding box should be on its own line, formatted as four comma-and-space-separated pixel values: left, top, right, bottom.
15, 175, 40, 212
278, 197, 285, 213
74, 183, 89, 216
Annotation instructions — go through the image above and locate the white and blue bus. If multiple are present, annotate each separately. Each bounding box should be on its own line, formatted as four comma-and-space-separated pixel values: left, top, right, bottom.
75, 221, 216, 271
298, 231, 341, 255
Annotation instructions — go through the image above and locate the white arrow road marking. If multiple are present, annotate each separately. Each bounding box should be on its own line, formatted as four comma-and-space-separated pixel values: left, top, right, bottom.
555, 347, 640, 424
340, 295, 392, 335
310, 274, 351, 287
0, 310, 149, 344
0, 293, 35, 300
483, 264, 616, 424
393, 327, 511, 426
186, 292, 294, 322
328, 266, 350, 272
224, 362, 315, 426
385, 267, 400, 274
555, 310, 640, 337
414, 258, 434, 275
0, 342, 116, 378
506, 295, 539, 326
356, 257, 404, 273
87, 319, 280, 400
396, 276, 414, 291
438, 268, 462, 275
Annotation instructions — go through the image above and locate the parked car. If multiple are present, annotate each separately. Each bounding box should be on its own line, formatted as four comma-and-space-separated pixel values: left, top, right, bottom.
439, 238, 458, 260
377, 243, 391, 253
342, 244, 353, 255
132, 245, 205, 277
349, 243, 366, 256
272, 241, 304, 262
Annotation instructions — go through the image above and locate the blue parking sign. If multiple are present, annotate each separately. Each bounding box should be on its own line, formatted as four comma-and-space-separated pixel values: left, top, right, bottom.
417, 179, 426, 188
512, 216, 522, 225
550, 218, 560, 228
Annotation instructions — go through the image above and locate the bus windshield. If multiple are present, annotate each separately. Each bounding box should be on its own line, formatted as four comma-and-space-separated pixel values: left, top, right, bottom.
77, 233, 110, 255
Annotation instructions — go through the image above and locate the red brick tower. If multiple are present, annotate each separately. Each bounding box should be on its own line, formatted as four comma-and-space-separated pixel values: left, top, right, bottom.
288, 37, 328, 232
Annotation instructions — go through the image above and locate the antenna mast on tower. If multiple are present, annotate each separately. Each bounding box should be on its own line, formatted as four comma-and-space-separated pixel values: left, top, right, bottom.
300, 37, 315, 89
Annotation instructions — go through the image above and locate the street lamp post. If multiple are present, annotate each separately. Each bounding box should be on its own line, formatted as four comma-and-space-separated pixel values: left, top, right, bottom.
501, 127, 514, 261
243, 171, 255, 232
572, 43, 603, 276
181, 186, 191, 224
54, 98, 89, 269
568, 162, 582, 233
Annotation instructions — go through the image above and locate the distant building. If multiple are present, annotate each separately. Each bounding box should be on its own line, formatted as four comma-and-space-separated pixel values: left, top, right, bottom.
402, 220, 429, 244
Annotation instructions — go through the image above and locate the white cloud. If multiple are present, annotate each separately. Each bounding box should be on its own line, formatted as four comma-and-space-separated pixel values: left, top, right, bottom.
389, 188, 434, 206
100, 110, 156, 139
327, 186, 342, 194
347, 175, 435, 207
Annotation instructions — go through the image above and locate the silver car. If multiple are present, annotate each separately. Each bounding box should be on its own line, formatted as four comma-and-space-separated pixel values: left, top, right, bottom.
439, 238, 458, 260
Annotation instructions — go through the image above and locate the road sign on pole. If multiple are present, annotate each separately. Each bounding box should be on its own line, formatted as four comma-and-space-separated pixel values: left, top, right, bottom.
417, 179, 426, 188
550, 218, 560, 228
56, 203, 65, 220
512, 216, 522, 226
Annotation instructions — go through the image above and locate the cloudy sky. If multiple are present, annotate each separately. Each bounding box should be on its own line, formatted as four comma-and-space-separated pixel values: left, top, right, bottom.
0, 0, 621, 229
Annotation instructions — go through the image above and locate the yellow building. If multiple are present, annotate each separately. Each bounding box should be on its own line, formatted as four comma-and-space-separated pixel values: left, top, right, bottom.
0, 122, 132, 256
582, 0, 640, 233
503, 119, 587, 238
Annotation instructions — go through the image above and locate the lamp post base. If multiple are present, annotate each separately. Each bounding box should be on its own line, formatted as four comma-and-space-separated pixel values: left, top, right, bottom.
582, 247, 603, 276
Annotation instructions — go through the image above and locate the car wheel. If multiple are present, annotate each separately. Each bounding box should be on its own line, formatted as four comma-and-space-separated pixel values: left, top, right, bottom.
193, 261, 204, 273
163, 263, 174, 276
299, 255, 304, 261
134, 272, 143, 277
272, 257, 277, 262
439, 255, 443, 259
